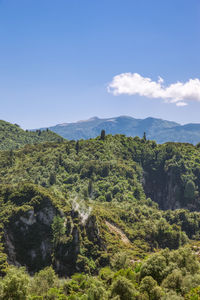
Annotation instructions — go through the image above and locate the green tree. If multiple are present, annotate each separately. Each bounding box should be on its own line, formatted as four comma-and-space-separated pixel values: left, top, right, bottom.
106, 192, 112, 202
29, 266, 58, 298
111, 276, 137, 300
51, 216, 65, 245
87, 279, 108, 300
111, 253, 130, 271
88, 180, 93, 197
66, 144, 70, 154
75, 141, 80, 155
100, 130, 106, 141
140, 276, 163, 300
139, 253, 167, 284
49, 172, 56, 185
184, 180, 196, 199
162, 269, 183, 293
185, 286, 200, 300
1, 266, 29, 300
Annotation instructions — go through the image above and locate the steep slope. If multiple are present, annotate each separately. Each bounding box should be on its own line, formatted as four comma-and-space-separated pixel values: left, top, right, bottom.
0, 120, 63, 150
0, 184, 104, 276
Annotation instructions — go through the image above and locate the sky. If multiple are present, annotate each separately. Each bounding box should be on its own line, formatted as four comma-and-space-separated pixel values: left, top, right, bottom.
0, 0, 200, 129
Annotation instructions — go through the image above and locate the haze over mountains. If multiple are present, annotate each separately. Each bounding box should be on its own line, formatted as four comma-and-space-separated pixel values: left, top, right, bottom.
39, 116, 200, 144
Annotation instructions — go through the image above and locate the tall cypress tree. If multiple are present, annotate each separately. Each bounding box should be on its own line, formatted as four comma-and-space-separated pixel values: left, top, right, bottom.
100, 129, 106, 141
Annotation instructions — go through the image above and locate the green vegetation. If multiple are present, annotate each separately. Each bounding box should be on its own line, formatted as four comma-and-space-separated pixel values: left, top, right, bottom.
1, 128, 200, 298
1, 248, 200, 299
0, 120, 63, 150
1, 134, 200, 211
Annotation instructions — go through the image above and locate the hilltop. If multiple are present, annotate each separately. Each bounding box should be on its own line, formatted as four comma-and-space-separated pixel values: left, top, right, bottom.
0, 120, 63, 150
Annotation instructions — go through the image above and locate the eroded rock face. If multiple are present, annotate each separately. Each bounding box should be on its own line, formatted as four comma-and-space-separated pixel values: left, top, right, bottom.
52, 214, 104, 276
4, 229, 20, 267
4, 204, 56, 274
143, 168, 199, 211
4, 205, 103, 276
85, 215, 103, 247
20, 210, 36, 226
143, 169, 181, 210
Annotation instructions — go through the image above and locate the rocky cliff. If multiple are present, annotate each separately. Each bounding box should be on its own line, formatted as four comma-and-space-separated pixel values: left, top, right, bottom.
1, 184, 105, 276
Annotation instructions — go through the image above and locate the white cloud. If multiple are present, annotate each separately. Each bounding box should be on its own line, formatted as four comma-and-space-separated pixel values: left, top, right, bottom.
107, 73, 200, 106
176, 101, 188, 107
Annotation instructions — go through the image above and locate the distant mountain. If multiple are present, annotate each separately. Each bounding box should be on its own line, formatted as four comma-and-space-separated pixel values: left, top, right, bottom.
38, 116, 200, 144
0, 120, 63, 150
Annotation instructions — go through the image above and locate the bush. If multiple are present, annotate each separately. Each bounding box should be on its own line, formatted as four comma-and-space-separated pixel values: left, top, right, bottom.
1, 266, 29, 300
29, 266, 58, 297
111, 276, 137, 300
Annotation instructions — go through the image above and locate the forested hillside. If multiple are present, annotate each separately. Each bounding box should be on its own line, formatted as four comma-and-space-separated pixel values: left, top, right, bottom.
0, 120, 63, 150
1, 134, 200, 211
1, 134, 200, 298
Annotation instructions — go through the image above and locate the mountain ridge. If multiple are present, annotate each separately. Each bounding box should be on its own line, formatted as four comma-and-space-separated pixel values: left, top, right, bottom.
37, 115, 200, 144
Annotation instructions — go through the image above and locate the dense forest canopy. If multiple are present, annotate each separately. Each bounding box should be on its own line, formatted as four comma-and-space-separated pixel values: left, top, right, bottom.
1, 127, 200, 298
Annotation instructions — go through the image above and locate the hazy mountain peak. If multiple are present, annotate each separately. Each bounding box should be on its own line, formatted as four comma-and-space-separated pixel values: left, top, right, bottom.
88, 116, 99, 121
37, 116, 200, 144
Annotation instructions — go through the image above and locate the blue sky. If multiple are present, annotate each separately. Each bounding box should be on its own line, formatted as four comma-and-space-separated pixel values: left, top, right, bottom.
0, 0, 200, 128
